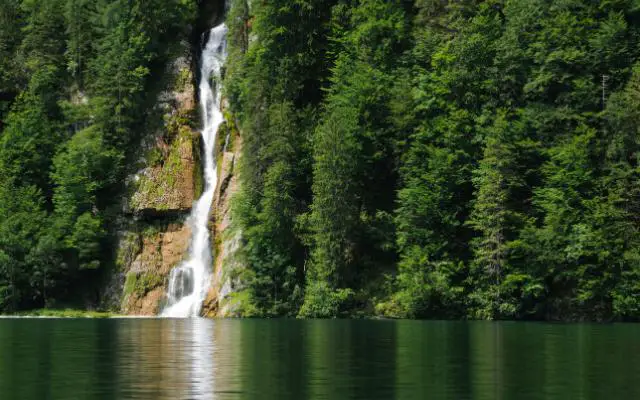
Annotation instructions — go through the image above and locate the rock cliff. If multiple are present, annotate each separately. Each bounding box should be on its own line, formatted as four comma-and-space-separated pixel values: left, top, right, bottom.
114, 53, 201, 316
113, 0, 245, 317
202, 115, 244, 317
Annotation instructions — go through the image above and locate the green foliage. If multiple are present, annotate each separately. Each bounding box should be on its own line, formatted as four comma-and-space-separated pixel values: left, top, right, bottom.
123, 272, 138, 297
225, 0, 640, 321
228, 0, 337, 317
298, 281, 354, 318
0, 0, 24, 121
0, 90, 64, 197
4, 0, 640, 321
16, 308, 115, 318
0, 182, 47, 310
0, 0, 198, 312
64, 0, 98, 88
52, 127, 120, 219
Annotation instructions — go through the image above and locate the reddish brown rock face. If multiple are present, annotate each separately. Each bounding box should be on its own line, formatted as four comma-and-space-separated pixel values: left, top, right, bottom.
117, 57, 201, 316
120, 224, 192, 316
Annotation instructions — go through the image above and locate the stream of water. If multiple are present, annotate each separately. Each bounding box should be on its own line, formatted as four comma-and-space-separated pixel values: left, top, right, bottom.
162, 23, 228, 318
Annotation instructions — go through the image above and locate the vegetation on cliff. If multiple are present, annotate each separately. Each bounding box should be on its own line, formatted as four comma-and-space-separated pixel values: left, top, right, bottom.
0, 0, 198, 311
225, 0, 640, 321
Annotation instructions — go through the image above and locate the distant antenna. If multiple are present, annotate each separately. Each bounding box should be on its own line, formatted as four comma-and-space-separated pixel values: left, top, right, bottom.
602, 74, 610, 110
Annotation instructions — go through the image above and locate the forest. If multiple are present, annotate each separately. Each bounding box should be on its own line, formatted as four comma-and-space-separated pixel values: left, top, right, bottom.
0, 0, 199, 311
225, 0, 640, 321
2, 0, 640, 321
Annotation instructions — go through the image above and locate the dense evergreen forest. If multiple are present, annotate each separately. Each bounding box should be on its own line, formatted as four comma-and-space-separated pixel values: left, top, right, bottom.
0, 0, 200, 311
3, 0, 640, 321
225, 0, 640, 321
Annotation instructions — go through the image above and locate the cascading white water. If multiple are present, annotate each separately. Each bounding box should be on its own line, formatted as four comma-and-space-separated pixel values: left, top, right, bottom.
162, 23, 228, 318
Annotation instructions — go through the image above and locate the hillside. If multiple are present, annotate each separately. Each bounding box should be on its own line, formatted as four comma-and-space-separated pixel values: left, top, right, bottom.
2, 0, 640, 321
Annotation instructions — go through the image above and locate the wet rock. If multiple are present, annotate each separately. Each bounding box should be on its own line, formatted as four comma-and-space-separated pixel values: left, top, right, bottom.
119, 223, 192, 315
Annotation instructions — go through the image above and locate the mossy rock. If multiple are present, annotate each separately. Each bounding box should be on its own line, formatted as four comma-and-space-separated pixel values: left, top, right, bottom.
147, 147, 164, 167
123, 272, 138, 297
124, 271, 164, 297
135, 272, 164, 296
175, 67, 192, 92
117, 233, 142, 271
165, 109, 198, 140
130, 132, 195, 212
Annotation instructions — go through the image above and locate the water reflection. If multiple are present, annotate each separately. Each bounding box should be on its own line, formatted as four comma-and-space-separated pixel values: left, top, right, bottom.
1, 319, 640, 399
116, 318, 224, 399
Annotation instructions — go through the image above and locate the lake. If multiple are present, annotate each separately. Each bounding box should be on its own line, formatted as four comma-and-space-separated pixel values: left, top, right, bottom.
0, 318, 638, 399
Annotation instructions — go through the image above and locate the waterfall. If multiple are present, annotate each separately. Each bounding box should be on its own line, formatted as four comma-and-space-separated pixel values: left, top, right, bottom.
162, 23, 228, 318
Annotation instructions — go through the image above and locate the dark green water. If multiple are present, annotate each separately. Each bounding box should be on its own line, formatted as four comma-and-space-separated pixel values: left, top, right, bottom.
0, 319, 638, 399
